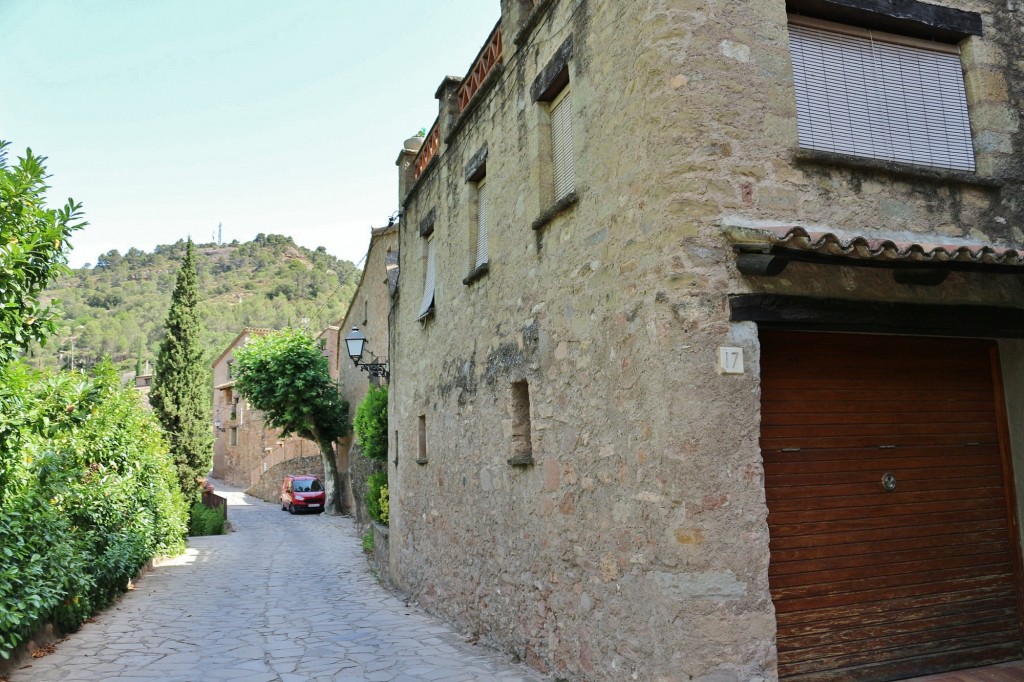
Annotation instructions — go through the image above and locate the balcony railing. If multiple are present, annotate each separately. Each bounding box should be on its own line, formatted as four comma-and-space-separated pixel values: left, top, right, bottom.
457, 23, 503, 113
412, 119, 440, 180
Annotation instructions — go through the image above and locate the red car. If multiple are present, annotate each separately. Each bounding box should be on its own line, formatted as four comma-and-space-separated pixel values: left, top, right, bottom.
280, 475, 325, 514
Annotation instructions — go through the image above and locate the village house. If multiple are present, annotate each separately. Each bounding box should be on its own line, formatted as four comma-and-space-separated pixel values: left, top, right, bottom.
336, 223, 398, 528
384, 0, 1024, 680
211, 327, 347, 497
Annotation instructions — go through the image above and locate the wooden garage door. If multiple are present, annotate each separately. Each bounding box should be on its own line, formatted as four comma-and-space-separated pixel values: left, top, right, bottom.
761, 331, 1023, 682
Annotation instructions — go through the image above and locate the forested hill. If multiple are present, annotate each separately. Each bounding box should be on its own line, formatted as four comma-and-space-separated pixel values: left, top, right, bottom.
28, 235, 360, 374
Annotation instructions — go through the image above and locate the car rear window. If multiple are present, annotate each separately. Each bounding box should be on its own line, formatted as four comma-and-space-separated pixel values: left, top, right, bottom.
293, 479, 322, 492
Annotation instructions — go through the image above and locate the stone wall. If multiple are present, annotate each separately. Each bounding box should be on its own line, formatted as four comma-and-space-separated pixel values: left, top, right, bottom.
387, 1, 1024, 680
246, 455, 326, 504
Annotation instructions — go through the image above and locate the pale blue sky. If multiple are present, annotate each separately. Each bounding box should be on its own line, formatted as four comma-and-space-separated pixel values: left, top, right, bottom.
0, 0, 499, 267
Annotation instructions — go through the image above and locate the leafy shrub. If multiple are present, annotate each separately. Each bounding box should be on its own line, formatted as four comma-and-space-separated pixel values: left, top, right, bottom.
0, 361, 187, 660
353, 386, 388, 462
188, 501, 225, 536
366, 470, 388, 525
378, 484, 389, 525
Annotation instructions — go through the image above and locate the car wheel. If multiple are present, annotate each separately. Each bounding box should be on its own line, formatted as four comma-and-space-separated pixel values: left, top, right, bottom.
288, 503, 295, 514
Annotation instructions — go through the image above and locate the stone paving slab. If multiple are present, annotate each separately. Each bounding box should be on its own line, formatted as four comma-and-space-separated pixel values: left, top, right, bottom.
8, 481, 544, 682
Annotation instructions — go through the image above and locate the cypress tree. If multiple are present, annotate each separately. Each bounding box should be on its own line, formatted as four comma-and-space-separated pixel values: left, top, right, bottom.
150, 239, 212, 498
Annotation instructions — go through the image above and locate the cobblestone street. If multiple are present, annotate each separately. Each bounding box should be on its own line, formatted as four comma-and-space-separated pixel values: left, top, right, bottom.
8, 483, 543, 682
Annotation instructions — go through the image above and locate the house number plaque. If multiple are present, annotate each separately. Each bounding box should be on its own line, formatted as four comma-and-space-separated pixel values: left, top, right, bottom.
881, 472, 897, 491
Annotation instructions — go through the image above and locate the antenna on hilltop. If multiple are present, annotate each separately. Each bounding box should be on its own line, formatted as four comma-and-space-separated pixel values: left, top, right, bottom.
218, 222, 223, 245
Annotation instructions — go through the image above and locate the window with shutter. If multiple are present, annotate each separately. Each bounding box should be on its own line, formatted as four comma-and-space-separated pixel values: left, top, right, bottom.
417, 236, 436, 319
550, 87, 575, 200
788, 16, 975, 172
475, 179, 489, 268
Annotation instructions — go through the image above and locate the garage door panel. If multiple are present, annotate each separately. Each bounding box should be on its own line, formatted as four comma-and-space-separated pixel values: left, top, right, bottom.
771, 561, 1015, 604
770, 539, 1011, 576
771, 550, 1013, 591
766, 482, 1005, 511
779, 631, 1021, 681
775, 585, 1020, 628
765, 474, 1005, 502
762, 387, 994, 405
762, 399, 995, 416
768, 496, 1004, 526
761, 331, 1023, 681
780, 612, 1019, 665
773, 572, 1016, 616
778, 593, 1016, 636
783, 642, 1024, 682
762, 431, 999, 450
769, 508, 1009, 547
763, 420, 998, 440
780, 616, 1019, 665
765, 450, 1002, 475
765, 464, 1003, 489
769, 530, 1011, 564
763, 409, 996, 427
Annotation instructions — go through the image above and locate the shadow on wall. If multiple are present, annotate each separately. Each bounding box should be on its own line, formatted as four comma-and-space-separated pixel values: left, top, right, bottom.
247, 455, 331, 505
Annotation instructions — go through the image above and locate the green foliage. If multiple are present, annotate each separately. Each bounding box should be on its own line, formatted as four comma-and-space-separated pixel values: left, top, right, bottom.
0, 362, 187, 659
378, 484, 389, 525
367, 470, 388, 525
25, 235, 359, 374
188, 501, 225, 536
0, 141, 86, 365
361, 529, 374, 553
234, 328, 350, 443
353, 385, 388, 462
234, 328, 349, 514
150, 239, 213, 499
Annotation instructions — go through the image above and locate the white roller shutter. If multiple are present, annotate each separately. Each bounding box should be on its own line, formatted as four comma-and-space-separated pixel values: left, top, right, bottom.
475, 180, 489, 268
417, 237, 436, 319
550, 88, 575, 200
788, 18, 975, 171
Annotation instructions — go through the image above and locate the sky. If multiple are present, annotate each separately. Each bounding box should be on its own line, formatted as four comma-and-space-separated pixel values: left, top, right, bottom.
0, 0, 500, 268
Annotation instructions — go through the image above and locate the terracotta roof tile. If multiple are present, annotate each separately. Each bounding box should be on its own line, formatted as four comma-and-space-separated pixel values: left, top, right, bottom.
728, 225, 1024, 267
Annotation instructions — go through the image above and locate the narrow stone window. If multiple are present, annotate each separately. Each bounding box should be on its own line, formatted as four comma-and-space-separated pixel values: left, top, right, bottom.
229, 427, 238, 447
417, 415, 428, 464
474, 178, 489, 268
509, 381, 533, 465
464, 146, 490, 285
549, 86, 574, 201
530, 36, 577, 232
417, 236, 436, 319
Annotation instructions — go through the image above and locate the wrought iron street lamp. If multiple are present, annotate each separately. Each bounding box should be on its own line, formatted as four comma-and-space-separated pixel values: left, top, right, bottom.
344, 326, 389, 380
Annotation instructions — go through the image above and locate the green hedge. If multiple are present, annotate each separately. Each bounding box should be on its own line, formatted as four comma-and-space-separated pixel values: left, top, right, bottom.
189, 501, 225, 536
353, 385, 388, 462
0, 362, 187, 659
367, 470, 388, 525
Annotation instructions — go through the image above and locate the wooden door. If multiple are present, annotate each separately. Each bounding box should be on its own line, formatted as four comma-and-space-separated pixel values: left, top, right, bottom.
761, 331, 1023, 682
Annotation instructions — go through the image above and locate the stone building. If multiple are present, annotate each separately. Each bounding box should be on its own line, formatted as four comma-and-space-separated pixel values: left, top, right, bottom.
211, 328, 324, 488
337, 224, 398, 525
386, 0, 1024, 680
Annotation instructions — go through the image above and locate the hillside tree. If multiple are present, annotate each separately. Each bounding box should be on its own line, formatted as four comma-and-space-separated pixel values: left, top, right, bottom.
149, 238, 212, 497
233, 328, 349, 515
